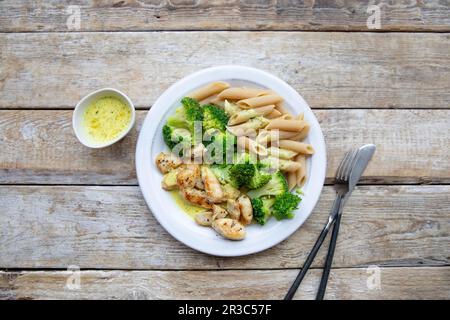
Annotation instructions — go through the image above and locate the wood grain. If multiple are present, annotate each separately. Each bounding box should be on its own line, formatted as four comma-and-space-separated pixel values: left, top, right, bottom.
1, 1, 449, 32
1, 110, 449, 185
0, 185, 448, 270
1, 32, 449, 110
1, 267, 449, 300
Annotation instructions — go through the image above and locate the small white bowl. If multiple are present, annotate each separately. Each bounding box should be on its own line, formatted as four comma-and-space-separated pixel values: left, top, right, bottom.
73, 88, 136, 148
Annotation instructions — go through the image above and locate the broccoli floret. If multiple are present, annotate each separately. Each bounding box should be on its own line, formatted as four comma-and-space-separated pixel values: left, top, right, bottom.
251, 197, 275, 225
247, 171, 288, 199
162, 125, 176, 149
167, 97, 203, 140
247, 165, 271, 189
203, 130, 237, 164
272, 192, 301, 220
203, 104, 229, 132
181, 97, 204, 122
162, 125, 191, 149
229, 163, 255, 188
209, 164, 240, 188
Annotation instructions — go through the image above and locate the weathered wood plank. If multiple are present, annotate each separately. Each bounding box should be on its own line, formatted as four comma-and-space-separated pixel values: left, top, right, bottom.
0, 185, 448, 269
1, 1, 449, 32
1, 32, 449, 110
1, 267, 449, 300
1, 110, 449, 185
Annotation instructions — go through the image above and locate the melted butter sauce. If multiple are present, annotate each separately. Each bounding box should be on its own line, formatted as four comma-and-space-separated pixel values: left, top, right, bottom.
169, 190, 204, 219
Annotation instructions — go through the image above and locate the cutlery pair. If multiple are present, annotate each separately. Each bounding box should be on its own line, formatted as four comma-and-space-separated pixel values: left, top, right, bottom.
285, 144, 376, 300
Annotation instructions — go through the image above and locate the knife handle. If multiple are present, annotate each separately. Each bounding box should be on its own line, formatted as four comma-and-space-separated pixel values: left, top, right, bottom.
284, 194, 343, 300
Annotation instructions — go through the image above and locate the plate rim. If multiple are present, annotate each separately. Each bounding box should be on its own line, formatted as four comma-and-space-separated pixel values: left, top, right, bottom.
136, 65, 327, 257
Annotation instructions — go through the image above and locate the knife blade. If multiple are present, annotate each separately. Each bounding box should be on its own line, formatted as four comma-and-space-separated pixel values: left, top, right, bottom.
348, 144, 376, 194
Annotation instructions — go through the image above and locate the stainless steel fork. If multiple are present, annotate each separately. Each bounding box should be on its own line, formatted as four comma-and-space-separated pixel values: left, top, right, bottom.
284, 145, 375, 300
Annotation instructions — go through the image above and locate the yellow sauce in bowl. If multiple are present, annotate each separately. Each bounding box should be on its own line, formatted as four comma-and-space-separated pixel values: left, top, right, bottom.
83, 96, 131, 143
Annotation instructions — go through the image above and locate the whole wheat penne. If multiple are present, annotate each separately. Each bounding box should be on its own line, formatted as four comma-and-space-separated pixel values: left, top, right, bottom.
275, 103, 290, 115
237, 94, 283, 109
287, 172, 297, 191
266, 119, 308, 132
256, 130, 298, 145
228, 105, 275, 125
260, 157, 301, 172
267, 147, 298, 160
188, 82, 230, 101
237, 136, 268, 157
224, 100, 240, 116
274, 114, 294, 120
289, 123, 311, 141
265, 109, 282, 119
227, 117, 269, 136
200, 94, 218, 105
295, 154, 307, 187
217, 87, 270, 100
279, 140, 315, 155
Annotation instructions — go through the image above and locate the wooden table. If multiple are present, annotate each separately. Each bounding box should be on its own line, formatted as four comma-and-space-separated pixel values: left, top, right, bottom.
1, 1, 449, 300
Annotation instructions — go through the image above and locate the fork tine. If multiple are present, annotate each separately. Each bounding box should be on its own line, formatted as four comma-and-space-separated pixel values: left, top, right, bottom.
336, 151, 351, 182
341, 149, 359, 181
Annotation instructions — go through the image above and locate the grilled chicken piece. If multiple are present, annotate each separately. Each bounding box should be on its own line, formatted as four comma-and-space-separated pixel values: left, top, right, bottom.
155, 152, 182, 174
177, 164, 201, 189
181, 188, 213, 209
195, 211, 213, 226
201, 166, 224, 203
212, 218, 246, 241
161, 168, 181, 191
237, 195, 253, 225
226, 199, 241, 220
212, 204, 228, 220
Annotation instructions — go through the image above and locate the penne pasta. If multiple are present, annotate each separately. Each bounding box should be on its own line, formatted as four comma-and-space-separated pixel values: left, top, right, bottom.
296, 113, 304, 121
224, 100, 241, 116
279, 140, 315, 155
289, 123, 311, 141
256, 130, 298, 145
188, 81, 230, 101
266, 119, 308, 132
267, 146, 298, 160
237, 136, 268, 157
295, 154, 307, 187
228, 105, 275, 125
200, 94, 223, 107
287, 172, 297, 191
217, 87, 270, 100
265, 109, 282, 119
274, 113, 294, 120
227, 116, 269, 137
260, 157, 301, 172
275, 103, 290, 115
237, 94, 283, 109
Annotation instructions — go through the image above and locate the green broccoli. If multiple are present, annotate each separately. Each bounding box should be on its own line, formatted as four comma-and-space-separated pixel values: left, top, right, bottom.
251, 197, 275, 225
229, 163, 255, 188
272, 192, 302, 220
167, 97, 204, 141
203, 130, 237, 164
203, 104, 229, 132
209, 164, 238, 188
247, 171, 288, 199
247, 165, 271, 189
162, 125, 191, 149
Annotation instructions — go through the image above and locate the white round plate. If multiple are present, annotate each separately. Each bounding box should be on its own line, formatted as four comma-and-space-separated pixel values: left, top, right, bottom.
136, 65, 326, 257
